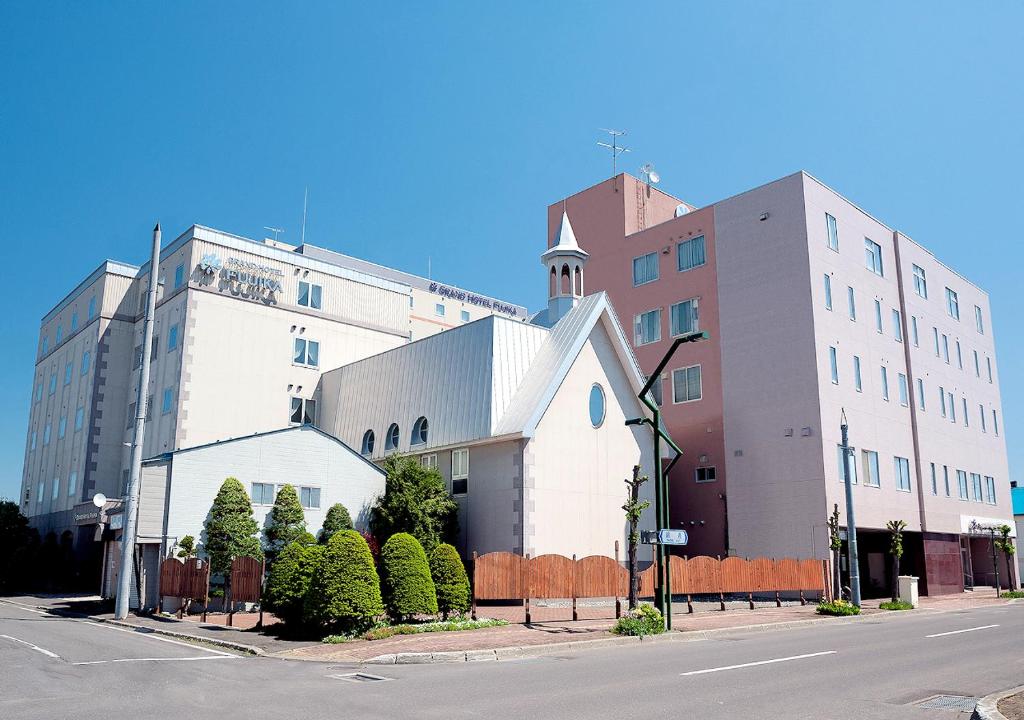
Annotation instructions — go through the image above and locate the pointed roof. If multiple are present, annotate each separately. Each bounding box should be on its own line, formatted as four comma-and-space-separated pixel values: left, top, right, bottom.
541, 211, 589, 263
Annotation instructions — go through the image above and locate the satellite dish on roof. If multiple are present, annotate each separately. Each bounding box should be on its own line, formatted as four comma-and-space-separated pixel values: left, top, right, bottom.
648, 170, 660, 184
674, 203, 690, 218
640, 163, 660, 185
92, 493, 107, 508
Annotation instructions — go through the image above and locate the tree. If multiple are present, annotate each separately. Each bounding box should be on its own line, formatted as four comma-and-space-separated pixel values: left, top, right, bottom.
305, 530, 383, 633
203, 477, 263, 580
0, 500, 31, 593
176, 535, 198, 559
826, 504, 842, 601
428, 543, 470, 619
381, 533, 437, 621
264, 541, 321, 629
263, 484, 306, 559
622, 465, 650, 610
319, 503, 353, 544
371, 456, 458, 554
995, 525, 1016, 591
886, 519, 908, 603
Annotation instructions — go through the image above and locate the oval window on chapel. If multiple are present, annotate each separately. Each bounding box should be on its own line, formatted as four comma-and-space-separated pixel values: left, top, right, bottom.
589, 383, 606, 428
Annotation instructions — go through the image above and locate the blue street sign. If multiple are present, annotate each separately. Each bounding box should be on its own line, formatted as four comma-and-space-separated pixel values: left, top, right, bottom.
641, 529, 689, 545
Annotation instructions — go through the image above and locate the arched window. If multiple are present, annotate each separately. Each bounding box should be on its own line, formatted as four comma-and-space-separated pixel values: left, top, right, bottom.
574, 265, 583, 296
385, 423, 400, 452
560, 263, 571, 295
411, 416, 429, 445
361, 429, 375, 456
549, 266, 557, 297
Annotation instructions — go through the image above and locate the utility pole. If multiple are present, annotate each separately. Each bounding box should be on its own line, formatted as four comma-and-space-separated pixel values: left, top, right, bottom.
840, 410, 861, 608
115, 223, 161, 620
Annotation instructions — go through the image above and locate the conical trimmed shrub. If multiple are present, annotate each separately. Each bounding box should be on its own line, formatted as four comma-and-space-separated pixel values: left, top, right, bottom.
203, 477, 262, 577
381, 532, 437, 621
319, 503, 353, 544
264, 542, 317, 628
428, 543, 470, 619
263, 484, 307, 559
306, 530, 383, 633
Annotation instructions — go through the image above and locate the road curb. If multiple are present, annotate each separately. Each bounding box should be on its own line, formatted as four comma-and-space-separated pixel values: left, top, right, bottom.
972, 685, 1024, 720
0, 598, 266, 657
359, 612, 886, 665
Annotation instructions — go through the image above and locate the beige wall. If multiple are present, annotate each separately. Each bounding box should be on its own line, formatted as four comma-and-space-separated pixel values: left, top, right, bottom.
526, 322, 655, 558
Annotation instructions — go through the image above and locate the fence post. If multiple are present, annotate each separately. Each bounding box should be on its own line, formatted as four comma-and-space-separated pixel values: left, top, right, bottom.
258, 557, 266, 628
614, 541, 621, 619
684, 556, 693, 614
773, 558, 781, 608
201, 561, 210, 623
471, 551, 478, 622
717, 555, 725, 611
571, 554, 578, 622
525, 553, 531, 625
747, 557, 754, 610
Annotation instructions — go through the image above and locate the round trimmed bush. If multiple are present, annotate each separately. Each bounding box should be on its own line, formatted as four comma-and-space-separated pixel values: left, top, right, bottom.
428, 543, 470, 619
306, 530, 383, 633
381, 532, 437, 621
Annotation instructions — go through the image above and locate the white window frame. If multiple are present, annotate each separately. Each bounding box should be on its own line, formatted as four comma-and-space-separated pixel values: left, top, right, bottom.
670, 298, 699, 337
300, 486, 321, 510
434, 302, 446, 317
862, 450, 880, 487
880, 366, 889, 401
634, 308, 662, 347
838, 444, 857, 485
847, 286, 856, 321
677, 236, 706, 273
823, 274, 833, 311
826, 213, 839, 252
957, 470, 969, 500
633, 252, 660, 286
971, 473, 983, 502
421, 454, 438, 470
293, 337, 320, 368
252, 482, 275, 505
912, 264, 927, 298
892, 309, 903, 342
865, 238, 883, 276
894, 456, 911, 492
975, 305, 984, 334
874, 300, 883, 333
290, 396, 316, 425
897, 373, 909, 407
945, 287, 959, 320
984, 476, 996, 505
916, 378, 925, 411
452, 448, 469, 495
297, 280, 323, 310
853, 355, 862, 393
460, 310, 470, 323
911, 316, 919, 346
671, 365, 702, 404
829, 347, 839, 385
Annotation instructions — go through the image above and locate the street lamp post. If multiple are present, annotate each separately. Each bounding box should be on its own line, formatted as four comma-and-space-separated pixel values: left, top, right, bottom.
840, 410, 861, 608
627, 330, 707, 630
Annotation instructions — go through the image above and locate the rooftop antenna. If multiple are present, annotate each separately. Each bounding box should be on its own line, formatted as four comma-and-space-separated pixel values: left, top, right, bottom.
300, 187, 308, 245
640, 163, 660, 186
597, 129, 630, 176
264, 226, 284, 242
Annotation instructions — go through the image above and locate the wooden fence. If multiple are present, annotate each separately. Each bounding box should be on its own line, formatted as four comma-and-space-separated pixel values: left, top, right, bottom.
228, 556, 266, 626
472, 551, 828, 621
157, 557, 211, 619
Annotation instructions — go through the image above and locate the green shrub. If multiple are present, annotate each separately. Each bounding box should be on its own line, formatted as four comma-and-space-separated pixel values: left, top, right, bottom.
879, 600, 913, 611
203, 477, 263, 577
263, 484, 307, 559
999, 590, 1024, 599
319, 503, 354, 544
371, 456, 458, 553
264, 542, 320, 627
816, 599, 861, 616
611, 605, 664, 636
305, 530, 384, 633
360, 618, 506, 641
380, 532, 438, 621
429, 543, 470, 619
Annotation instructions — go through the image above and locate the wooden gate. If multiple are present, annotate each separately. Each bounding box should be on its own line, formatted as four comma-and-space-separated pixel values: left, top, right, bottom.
157, 557, 211, 619
228, 556, 265, 627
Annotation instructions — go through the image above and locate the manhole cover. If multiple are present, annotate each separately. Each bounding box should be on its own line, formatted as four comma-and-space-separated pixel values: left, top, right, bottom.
914, 695, 978, 712
329, 673, 392, 683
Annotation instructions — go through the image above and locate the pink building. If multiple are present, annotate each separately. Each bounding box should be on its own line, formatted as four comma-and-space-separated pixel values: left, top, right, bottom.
549, 172, 1015, 596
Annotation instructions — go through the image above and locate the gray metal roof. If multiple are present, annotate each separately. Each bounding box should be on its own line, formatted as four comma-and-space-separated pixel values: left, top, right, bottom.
317, 292, 649, 457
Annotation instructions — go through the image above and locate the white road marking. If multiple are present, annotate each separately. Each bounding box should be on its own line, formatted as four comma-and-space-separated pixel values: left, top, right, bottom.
81, 622, 237, 657
0, 634, 61, 659
73, 655, 237, 665
926, 624, 999, 638
0, 601, 52, 616
680, 651, 837, 676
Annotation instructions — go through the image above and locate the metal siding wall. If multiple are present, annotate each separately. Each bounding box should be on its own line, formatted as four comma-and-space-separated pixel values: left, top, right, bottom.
137, 462, 170, 538
490, 319, 548, 430
323, 319, 499, 456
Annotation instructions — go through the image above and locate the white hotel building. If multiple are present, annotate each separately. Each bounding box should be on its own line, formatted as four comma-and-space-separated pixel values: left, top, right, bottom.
20, 225, 527, 562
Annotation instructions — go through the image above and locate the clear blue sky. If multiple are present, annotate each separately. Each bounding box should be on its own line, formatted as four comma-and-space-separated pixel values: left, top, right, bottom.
1, 3, 1020, 500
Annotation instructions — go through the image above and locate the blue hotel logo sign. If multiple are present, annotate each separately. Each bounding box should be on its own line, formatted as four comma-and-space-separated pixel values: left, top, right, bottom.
428, 282, 519, 317
197, 254, 283, 301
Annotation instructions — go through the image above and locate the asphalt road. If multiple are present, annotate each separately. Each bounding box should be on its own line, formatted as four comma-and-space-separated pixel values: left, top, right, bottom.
2, 598, 1022, 719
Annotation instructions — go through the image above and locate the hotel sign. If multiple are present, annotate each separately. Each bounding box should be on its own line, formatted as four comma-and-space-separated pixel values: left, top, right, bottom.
428, 282, 520, 317
198, 254, 283, 303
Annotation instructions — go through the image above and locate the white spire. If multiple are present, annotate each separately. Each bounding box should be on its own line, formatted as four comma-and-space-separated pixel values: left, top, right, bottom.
552, 210, 580, 251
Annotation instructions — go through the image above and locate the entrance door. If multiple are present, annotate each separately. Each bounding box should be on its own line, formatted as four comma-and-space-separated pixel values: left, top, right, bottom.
960, 537, 974, 590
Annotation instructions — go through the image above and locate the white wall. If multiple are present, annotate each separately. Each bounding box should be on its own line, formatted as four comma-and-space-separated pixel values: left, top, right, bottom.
526, 320, 655, 558
154, 426, 384, 554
